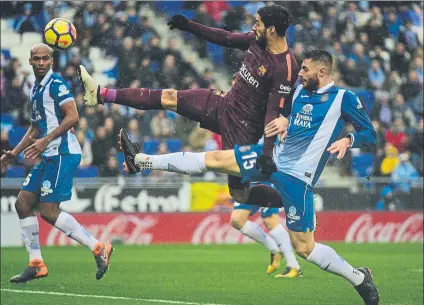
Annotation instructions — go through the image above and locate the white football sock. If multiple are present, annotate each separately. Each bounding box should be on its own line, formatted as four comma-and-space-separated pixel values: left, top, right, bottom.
54, 212, 99, 251
269, 224, 300, 269
307, 243, 365, 286
239, 220, 279, 253
136, 152, 207, 174
20, 216, 43, 262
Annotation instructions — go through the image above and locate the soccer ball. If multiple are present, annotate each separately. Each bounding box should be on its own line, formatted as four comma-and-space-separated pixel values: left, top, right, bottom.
44, 18, 77, 50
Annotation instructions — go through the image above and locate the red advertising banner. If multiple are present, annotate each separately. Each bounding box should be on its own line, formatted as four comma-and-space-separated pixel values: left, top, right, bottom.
38, 212, 423, 246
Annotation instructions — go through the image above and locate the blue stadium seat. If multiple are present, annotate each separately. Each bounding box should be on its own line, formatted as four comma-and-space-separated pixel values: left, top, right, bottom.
8, 126, 28, 148
144, 139, 160, 155
166, 138, 182, 153
7, 166, 26, 178
1, 49, 11, 61
76, 166, 98, 178
1, 113, 14, 125
208, 42, 223, 65
352, 153, 375, 178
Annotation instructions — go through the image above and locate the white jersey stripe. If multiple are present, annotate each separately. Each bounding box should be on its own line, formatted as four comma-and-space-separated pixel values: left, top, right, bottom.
289, 89, 345, 185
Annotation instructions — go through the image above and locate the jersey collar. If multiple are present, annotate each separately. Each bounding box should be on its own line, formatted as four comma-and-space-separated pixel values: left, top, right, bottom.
37, 69, 54, 87
316, 81, 334, 94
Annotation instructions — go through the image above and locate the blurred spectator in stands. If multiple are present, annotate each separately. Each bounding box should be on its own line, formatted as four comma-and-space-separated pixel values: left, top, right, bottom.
410, 118, 424, 175
350, 43, 370, 77
392, 93, 417, 129
78, 117, 94, 141
150, 111, 174, 138
138, 58, 155, 88
400, 20, 420, 52
296, 20, 320, 46
370, 46, 390, 73
74, 92, 85, 114
380, 143, 400, 176
204, 1, 231, 23
100, 156, 121, 177
91, 126, 109, 167
382, 71, 402, 99
157, 54, 181, 88
377, 152, 419, 210
368, 60, 386, 90
76, 130, 93, 167
413, 56, 423, 82
127, 118, 142, 144
340, 58, 363, 87
117, 37, 141, 88
104, 117, 119, 150
13, 3, 41, 39
175, 116, 198, 146
365, 7, 388, 46
293, 42, 305, 68
3, 58, 21, 83
401, 71, 422, 102
189, 125, 209, 152
125, 6, 142, 38
386, 118, 408, 153
6, 77, 27, 112
106, 26, 125, 56
83, 106, 102, 132
358, 32, 371, 54
91, 14, 112, 48
391, 42, 411, 76
144, 35, 163, 63
386, 11, 401, 40
194, 3, 216, 58
317, 28, 334, 50
63, 66, 80, 93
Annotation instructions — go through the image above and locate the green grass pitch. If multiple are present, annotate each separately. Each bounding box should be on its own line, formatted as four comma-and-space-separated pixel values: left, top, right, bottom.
1, 243, 422, 305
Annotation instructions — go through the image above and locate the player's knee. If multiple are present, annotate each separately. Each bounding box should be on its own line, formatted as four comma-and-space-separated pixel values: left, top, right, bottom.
293, 240, 314, 258
15, 199, 31, 217
230, 215, 247, 230
161, 89, 177, 110
39, 205, 59, 225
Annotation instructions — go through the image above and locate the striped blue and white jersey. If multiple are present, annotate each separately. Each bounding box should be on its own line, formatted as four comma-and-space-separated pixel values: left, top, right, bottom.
30, 69, 81, 157
274, 81, 376, 187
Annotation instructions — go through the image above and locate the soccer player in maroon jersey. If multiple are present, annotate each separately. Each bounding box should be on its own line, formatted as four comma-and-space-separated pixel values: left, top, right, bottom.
79, 5, 301, 276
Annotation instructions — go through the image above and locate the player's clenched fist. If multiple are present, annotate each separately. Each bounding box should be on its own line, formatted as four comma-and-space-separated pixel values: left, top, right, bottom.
327, 137, 352, 160
167, 14, 189, 30
1, 150, 17, 172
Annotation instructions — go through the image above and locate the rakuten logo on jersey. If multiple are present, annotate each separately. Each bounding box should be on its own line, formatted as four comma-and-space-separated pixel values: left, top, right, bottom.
345, 213, 423, 243
239, 63, 259, 89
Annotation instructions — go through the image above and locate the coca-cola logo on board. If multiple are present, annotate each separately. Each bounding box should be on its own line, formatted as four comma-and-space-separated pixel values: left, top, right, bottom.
345, 213, 423, 243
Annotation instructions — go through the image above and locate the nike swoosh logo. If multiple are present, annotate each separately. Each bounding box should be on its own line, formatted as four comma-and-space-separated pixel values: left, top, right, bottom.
287, 220, 295, 224
301, 95, 309, 98
247, 50, 253, 54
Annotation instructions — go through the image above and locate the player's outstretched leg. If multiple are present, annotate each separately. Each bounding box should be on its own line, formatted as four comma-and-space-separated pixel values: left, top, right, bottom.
40, 204, 114, 280
119, 128, 238, 176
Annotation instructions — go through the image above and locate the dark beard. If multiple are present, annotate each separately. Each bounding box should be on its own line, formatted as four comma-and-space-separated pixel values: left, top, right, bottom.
303, 75, 319, 92
256, 33, 267, 49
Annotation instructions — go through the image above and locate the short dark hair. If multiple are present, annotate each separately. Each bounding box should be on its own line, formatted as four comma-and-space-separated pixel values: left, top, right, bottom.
302, 49, 334, 74
257, 5, 292, 37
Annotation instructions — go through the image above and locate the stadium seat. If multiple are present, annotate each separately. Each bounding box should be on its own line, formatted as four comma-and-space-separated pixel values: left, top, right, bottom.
1, 113, 14, 125
166, 138, 182, 153
208, 42, 223, 65
6, 166, 26, 178
352, 153, 375, 178
76, 166, 99, 178
144, 139, 160, 155
8, 126, 28, 148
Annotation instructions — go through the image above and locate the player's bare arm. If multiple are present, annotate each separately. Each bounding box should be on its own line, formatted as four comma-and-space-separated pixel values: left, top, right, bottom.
23, 100, 79, 159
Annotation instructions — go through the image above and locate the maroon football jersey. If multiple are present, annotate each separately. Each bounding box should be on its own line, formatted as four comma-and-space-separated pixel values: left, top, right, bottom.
186, 23, 298, 155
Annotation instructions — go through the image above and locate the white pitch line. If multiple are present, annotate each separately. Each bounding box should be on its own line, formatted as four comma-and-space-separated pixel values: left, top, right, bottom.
1, 289, 231, 305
